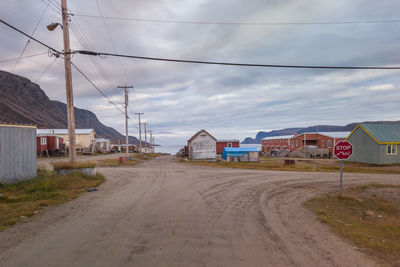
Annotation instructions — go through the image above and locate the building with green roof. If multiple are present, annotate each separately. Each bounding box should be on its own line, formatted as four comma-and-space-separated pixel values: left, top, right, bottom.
346, 123, 400, 164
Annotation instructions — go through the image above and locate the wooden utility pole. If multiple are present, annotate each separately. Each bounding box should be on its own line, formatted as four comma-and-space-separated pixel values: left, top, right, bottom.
135, 113, 144, 152
144, 122, 147, 152
118, 85, 133, 157
61, 0, 76, 162
149, 130, 153, 153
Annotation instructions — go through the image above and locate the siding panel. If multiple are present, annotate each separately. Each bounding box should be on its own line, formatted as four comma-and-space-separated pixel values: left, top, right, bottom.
0, 126, 37, 183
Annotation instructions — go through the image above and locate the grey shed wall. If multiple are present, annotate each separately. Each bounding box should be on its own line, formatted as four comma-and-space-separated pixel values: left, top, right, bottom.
347, 127, 400, 164
189, 133, 216, 160
0, 125, 37, 184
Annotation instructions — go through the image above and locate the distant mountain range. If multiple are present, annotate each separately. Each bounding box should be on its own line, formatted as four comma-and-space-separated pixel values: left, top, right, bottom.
241, 121, 400, 144
0, 70, 139, 143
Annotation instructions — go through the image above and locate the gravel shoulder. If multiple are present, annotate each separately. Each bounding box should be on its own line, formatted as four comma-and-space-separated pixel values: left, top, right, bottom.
1, 155, 399, 266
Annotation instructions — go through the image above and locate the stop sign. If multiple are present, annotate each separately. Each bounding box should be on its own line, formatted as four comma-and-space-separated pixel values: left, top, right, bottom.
334, 141, 353, 160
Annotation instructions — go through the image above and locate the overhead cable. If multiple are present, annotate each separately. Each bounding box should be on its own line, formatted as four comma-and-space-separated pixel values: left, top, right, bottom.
74, 50, 400, 70
0, 19, 61, 55
0, 52, 48, 63
70, 61, 126, 115
3, 18, 400, 70
34, 57, 58, 83
73, 14, 400, 26
12, 2, 49, 73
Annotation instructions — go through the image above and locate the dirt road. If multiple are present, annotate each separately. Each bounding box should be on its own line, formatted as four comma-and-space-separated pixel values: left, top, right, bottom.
1, 156, 398, 266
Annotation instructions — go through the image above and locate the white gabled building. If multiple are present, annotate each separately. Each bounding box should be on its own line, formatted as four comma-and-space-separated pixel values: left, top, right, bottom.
187, 130, 217, 160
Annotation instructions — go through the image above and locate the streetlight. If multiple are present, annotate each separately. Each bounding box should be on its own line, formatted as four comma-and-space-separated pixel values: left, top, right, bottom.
46, 0, 77, 163
46, 22, 63, 31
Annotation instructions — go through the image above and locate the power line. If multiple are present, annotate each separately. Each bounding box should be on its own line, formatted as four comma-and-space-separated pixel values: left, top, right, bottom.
39, 0, 119, 91
3, 18, 400, 70
73, 14, 400, 26
0, 19, 61, 55
34, 57, 58, 83
70, 61, 125, 115
75, 50, 400, 70
12, 2, 49, 73
95, 0, 130, 84
0, 52, 48, 63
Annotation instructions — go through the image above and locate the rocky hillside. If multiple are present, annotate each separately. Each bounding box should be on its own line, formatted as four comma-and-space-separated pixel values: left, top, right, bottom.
0, 70, 139, 143
242, 122, 399, 144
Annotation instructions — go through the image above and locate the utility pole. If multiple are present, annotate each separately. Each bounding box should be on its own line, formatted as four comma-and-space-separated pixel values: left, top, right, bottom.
135, 113, 144, 152
144, 122, 147, 152
149, 130, 153, 153
118, 85, 133, 157
61, 0, 76, 162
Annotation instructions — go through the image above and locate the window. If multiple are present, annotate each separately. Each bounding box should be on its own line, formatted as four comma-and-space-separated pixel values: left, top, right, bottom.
321, 140, 325, 147
296, 140, 298, 147
228, 143, 232, 147
40, 137, 47, 145
387, 145, 397, 155
291, 140, 294, 148
327, 140, 332, 148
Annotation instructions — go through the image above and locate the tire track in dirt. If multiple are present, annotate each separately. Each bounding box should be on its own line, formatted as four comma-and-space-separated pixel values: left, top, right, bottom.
1, 156, 399, 266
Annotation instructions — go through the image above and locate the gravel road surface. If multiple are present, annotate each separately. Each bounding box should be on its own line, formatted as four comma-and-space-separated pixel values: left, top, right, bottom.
1, 155, 398, 266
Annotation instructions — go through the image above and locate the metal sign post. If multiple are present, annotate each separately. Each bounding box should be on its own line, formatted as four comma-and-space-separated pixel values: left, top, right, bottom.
334, 141, 353, 195
340, 160, 343, 194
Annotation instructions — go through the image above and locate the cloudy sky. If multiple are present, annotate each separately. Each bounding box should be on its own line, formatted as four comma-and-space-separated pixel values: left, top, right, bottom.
1, 0, 400, 146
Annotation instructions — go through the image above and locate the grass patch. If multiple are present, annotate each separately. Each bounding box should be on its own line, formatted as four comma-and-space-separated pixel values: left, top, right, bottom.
186, 159, 314, 171
132, 153, 163, 161
183, 157, 400, 174
96, 158, 140, 167
0, 170, 104, 231
306, 184, 400, 266
52, 161, 96, 170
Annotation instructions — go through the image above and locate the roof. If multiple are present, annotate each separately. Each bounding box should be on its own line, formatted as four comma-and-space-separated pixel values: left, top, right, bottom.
347, 123, 400, 144
37, 129, 95, 135
95, 138, 110, 142
223, 147, 258, 152
217, 139, 240, 143
188, 129, 217, 143
0, 122, 36, 129
292, 132, 350, 138
262, 135, 293, 140
37, 133, 64, 138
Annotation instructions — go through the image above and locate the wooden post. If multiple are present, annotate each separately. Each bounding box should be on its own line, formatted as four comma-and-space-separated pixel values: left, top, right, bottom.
135, 113, 144, 152
61, 0, 76, 162
118, 85, 133, 157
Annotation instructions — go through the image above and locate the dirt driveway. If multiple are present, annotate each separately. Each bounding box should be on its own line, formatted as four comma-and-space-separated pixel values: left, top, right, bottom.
0, 156, 399, 266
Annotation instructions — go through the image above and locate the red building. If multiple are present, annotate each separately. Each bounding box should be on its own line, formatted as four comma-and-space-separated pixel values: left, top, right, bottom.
37, 135, 64, 156
261, 135, 292, 153
289, 132, 349, 153
216, 140, 240, 154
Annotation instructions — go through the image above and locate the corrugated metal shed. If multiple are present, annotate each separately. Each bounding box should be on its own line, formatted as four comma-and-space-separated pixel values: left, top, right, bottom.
0, 123, 37, 184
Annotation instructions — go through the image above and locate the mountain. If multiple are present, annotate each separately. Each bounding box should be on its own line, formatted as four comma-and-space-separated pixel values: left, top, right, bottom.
0, 70, 139, 143
241, 122, 399, 144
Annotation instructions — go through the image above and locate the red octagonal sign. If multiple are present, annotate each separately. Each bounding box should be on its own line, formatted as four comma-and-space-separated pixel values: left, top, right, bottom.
334, 141, 353, 160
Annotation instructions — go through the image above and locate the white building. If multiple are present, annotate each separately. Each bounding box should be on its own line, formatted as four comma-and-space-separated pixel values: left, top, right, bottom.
187, 130, 217, 160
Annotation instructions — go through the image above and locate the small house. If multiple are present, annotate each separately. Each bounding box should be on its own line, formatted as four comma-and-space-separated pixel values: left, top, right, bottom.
37, 129, 95, 149
0, 123, 37, 184
346, 123, 400, 164
95, 138, 111, 153
187, 130, 217, 160
216, 139, 240, 154
37, 134, 64, 156
222, 147, 259, 162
